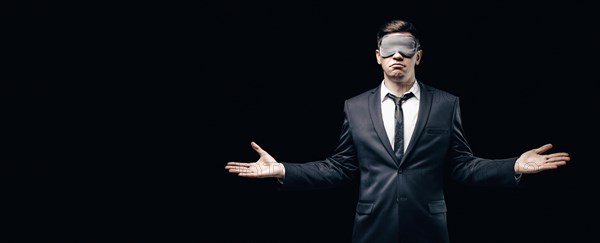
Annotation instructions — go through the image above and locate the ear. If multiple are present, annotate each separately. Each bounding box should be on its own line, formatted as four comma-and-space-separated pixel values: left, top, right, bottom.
375, 50, 382, 64
415, 49, 423, 65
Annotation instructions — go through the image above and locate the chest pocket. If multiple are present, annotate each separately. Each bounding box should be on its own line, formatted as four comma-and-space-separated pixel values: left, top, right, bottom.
426, 128, 448, 135
428, 200, 447, 214
355, 202, 374, 215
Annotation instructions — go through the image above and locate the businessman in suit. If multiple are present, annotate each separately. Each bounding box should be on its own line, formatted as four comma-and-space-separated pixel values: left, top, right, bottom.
225, 19, 570, 243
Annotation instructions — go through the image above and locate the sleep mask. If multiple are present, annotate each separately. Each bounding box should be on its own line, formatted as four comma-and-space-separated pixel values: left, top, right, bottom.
379, 35, 419, 58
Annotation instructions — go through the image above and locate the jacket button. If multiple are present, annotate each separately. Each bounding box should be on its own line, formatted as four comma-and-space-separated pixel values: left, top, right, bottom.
398, 169, 403, 174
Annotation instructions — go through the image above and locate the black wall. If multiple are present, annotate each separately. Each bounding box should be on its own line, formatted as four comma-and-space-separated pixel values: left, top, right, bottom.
2, 1, 598, 242
213, 2, 598, 243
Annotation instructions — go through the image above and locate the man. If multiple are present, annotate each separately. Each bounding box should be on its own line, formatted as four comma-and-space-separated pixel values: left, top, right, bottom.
225, 19, 570, 243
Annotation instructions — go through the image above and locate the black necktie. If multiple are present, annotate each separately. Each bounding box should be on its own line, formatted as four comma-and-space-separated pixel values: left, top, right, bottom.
386, 92, 415, 161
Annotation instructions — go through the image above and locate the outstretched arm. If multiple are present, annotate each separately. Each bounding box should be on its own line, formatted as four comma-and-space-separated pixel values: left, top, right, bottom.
225, 141, 285, 178
514, 143, 570, 174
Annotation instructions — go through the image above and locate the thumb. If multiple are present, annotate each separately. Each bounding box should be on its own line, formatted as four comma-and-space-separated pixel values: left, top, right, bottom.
251, 141, 268, 156
533, 143, 553, 154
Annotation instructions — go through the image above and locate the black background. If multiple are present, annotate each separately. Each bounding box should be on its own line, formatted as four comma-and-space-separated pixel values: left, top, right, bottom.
214, 1, 599, 243
3, 0, 599, 242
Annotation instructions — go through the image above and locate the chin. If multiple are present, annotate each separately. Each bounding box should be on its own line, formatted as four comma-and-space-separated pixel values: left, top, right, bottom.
388, 73, 406, 80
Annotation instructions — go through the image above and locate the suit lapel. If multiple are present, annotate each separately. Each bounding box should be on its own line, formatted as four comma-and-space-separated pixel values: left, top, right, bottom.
400, 82, 432, 166
368, 86, 397, 162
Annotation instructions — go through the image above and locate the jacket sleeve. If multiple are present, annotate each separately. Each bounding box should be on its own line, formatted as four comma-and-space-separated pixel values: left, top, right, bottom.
447, 98, 519, 187
280, 102, 359, 190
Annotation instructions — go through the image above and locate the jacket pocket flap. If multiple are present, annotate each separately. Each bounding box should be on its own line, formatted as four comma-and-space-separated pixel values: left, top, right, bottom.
356, 202, 374, 215
426, 129, 449, 134
428, 200, 447, 214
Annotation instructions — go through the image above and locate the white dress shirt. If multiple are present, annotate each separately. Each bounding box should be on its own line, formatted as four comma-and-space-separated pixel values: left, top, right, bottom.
380, 81, 420, 153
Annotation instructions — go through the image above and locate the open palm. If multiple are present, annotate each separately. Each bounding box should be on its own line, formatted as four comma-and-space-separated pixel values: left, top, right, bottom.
225, 142, 284, 178
514, 144, 570, 174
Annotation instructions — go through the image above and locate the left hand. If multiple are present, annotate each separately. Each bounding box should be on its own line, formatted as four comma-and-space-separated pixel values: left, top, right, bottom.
514, 143, 570, 174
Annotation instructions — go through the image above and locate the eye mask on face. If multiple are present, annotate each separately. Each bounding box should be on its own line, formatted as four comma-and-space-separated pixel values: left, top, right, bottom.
379, 35, 419, 58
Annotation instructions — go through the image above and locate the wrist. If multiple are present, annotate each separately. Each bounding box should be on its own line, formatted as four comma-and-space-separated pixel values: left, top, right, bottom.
514, 157, 523, 174
272, 163, 285, 178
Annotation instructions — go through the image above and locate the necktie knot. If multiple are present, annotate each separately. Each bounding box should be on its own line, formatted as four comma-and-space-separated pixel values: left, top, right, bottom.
386, 92, 414, 105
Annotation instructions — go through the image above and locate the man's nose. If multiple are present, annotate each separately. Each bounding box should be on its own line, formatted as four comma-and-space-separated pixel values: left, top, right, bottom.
392, 51, 405, 59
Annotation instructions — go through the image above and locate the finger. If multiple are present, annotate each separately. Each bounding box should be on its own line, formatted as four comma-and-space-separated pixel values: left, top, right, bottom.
227, 161, 254, 166
225, 164, 251, 171
537, 161, 568, 172
226, 168, 243, 173
548, 161, 567, 167
239, 172, 258, 177
547, 153, 570, 158
540, 162, 567, 170
224, 165, 243, 170
225, 164, 251, 170
251, 141, 268, 156
226, 169, 240, 173
554, 157, 571, 162
546, 156, 571, 163
224, 165, 240, 171
226, 167, 254, 173
226, 162, 250, 166
533, 143, 553, 154
538, 165, 559, 171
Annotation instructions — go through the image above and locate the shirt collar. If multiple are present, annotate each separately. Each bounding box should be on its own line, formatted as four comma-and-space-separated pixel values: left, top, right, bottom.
380, 80, 421, 103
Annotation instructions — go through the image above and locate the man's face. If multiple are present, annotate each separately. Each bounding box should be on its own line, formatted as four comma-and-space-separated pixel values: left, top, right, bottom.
376, 33, 422, 81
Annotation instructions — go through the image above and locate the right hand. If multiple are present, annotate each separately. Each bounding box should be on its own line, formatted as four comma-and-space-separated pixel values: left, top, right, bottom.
225, 142, 284, 178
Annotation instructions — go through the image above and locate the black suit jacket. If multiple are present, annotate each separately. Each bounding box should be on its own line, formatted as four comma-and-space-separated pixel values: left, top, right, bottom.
281, 81, 519, 243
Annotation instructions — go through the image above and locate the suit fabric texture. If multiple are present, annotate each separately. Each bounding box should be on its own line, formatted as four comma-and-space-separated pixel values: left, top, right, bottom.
281, 81, 519, 243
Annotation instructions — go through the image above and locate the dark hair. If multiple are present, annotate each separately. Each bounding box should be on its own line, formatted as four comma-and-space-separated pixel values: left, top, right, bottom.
376, 19, 421, 49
